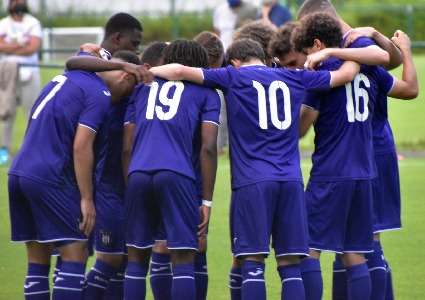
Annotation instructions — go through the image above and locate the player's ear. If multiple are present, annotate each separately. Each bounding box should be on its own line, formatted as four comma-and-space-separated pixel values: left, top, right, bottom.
143, 62, 151, 70
313, 39, 323, 51
230, 59, 241, 68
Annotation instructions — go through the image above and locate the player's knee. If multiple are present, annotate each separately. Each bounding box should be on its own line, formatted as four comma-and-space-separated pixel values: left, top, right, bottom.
276, 255, 302, 267
309, 249, 321, 259
232, 256, 243, 268
58, 241, 88, 263
171, 249, 196, 265
26, 241, 53, 265
96, 252, 124, 269
241, 254, 265, 264
152, 241, 170, 254
127, 246, 151, 265
342, 253, 366, 267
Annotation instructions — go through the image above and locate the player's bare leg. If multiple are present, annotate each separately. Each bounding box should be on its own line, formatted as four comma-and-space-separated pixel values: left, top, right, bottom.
277, 255, 306, 300
341, 252, 372, 300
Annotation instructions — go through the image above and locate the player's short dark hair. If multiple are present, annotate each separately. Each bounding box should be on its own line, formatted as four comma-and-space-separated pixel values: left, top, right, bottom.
113, 50, 141, 65
193, 31, 224, 68
163, 39, 209, 68
234, 20, 276, 62
104, 13, 143, 39
293, 12, 342, 52
226, 38, 266, 64
268, 21, 300, 58
141, 41, 168, 67
297, 0, 338, 20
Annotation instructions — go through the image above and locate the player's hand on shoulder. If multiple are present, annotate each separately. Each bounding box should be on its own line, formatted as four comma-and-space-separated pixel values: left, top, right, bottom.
122, 63, 154, 84
79, 43, 102, 58
343, 26, 376, 48
391, 30, 411, 53
304, 48, 331, 70
79, 197, 96, 237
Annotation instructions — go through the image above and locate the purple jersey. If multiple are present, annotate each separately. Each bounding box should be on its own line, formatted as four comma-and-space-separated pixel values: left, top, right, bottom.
304, 58, 394, 181
202, 65, 331, 188
347, 37, 397, 154
127, 78, 221, 180
9, 71, 111, 187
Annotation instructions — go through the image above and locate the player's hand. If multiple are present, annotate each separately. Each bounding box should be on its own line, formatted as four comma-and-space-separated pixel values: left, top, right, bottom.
343, 27, 376, 48
304, 48, 330, 70
79, 198, 96, 236
79, 43, 102, 58
198, 205, 211, 237
391, 30, 411, 53
122, 63, 154, 84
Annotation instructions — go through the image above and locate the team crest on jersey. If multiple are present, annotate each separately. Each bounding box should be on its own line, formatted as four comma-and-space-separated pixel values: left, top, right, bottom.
100, 230, 112, 246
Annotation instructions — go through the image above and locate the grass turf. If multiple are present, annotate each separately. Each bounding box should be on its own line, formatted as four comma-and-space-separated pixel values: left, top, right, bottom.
0, 55, 424, 299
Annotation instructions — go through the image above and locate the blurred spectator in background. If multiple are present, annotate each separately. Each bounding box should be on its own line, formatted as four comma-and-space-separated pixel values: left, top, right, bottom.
0, 0, 42, 164
262, 0, 292, 29
213, 0, 258, 50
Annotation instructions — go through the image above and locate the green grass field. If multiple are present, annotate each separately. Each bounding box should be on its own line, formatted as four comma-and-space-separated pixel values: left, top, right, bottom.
0, 56, 424, 299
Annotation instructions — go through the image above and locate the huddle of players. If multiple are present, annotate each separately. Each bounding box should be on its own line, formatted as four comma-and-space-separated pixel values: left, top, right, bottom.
7, 1, 419, 300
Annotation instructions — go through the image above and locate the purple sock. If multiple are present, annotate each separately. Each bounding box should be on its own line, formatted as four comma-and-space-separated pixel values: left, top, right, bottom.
103, 260, 126, 300
347, 263, 371, 300
332, 255, 347, 300
84, 260, 116, 300
150, 252, 172, 300
300, 258, 321, 300
24, 263, 50, 300
241, 260, 266, 300
52, 261, 86, 300
229, 266, 242, 300
366, 241, 387, 300
279, 264, 305, 300
194, 252, 208, 300
124, 262, 148, 300
172, 263, 196, 300
384, 260, 394, 300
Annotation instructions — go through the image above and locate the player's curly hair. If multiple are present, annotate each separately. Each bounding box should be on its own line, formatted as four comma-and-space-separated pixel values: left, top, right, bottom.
141, 41, 168, 67
194, 31, 224, 68
226, 38, 266, 64
163, 39, 209, 68
293, 12, 342, 52
268, 21, 300, 59
234, 20, 276, 64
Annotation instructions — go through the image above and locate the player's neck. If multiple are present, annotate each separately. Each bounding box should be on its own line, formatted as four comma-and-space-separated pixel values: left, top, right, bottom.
339, 19, 352, 35
240, 59, 265, 67
100, 40, 114, 55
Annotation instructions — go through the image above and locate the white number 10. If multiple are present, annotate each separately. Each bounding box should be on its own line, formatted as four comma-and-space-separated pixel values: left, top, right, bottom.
345, 73, 370, 123
253, 80, 292, 130
32, 75, 67, 119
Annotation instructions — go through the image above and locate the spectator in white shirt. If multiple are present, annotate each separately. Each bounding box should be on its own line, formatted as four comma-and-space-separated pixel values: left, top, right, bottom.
0, 0, 42, 164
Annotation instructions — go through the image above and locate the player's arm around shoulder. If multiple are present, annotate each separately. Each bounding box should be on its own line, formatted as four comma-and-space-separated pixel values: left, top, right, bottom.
387, 30, 419, 100
150, 63, 204, 84
329, 61, 360, 88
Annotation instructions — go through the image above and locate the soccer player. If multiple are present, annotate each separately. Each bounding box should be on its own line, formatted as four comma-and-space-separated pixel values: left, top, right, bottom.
149, 38, 359, 300
292, 13, 418, 300
61, 13, 145, 300
140, 41, 168, 68
123, 40, 220, 300
144, 34, 224, 300
8, 51, 140, 300
300, 30, 419, 300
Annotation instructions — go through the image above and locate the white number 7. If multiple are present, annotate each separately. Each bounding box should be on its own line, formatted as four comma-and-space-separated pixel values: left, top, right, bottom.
32, 75, 67, 120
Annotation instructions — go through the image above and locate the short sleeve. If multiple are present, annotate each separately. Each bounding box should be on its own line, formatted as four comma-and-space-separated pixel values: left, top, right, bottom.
300, 70, 332, 92
201, 89, 221, 126
79, 90, 111, 132
346, 36, 376, 49
202, 67, 233, 91
303, 91, 321, 111
376, 67, 395, 95
28, 21, 42, 38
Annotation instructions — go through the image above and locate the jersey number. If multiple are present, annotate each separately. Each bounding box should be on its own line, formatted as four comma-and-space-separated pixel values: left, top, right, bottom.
345, 73, 370, 123
253, 80, 291, 130
146, 81, 184, 120
32, 75, 67, 120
